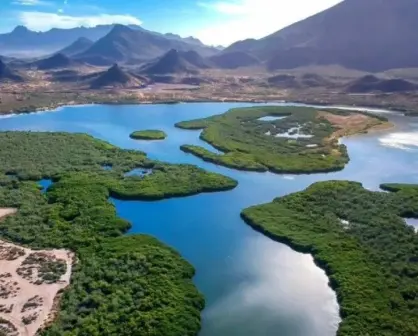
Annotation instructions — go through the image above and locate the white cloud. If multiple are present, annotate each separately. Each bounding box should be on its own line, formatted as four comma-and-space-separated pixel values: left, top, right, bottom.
12, 0, 51, 5
18, 12, 142, 31
196, 0, 342, 46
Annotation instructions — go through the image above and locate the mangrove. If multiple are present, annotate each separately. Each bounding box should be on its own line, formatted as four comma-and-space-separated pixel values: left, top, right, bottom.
241, 181, 418, 336
129, 130, 167, 140
176, 106, 390, 173
0, 131, 238, 336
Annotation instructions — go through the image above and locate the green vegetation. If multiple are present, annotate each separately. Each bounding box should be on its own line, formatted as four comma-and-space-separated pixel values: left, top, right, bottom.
0, 131, 237, 335
130, 130, 167, 140
241, 181, 418, 336
177, 106, 388, 173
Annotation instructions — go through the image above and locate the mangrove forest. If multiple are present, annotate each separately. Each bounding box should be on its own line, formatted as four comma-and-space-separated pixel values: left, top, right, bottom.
176, 106, 390, 173
242, 181, 418, 336
0, 131, 238, 336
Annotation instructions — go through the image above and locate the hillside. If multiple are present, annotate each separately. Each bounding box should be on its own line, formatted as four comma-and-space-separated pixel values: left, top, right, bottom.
209, 51, 260, 69
0, 59, 23, 82
90, 64, 143, 88
35, 53, 79, 70
58, 37, 94, 57
346, 75, 417, 93
223, 0, 418, 71
77, 25, 218, 65
140, 49, 206, 74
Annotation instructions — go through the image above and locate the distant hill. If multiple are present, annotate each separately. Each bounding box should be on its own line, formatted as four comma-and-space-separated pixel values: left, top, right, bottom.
140, 49, 208, 74
58, 37, 94, 57
346, 75, 417, 93
0, 59, 23, 82
223, 0, 418, 71
90, 64, 143, 88
209, 51, 260, 69
35, 53, 80, 70
77, 25, 218, 65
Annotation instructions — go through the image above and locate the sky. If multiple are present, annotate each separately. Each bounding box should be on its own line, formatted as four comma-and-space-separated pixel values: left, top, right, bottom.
0, 0, 343, 46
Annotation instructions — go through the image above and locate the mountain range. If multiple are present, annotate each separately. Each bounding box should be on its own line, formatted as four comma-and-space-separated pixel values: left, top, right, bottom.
0, 24, 217, 59
2, 0, 418, 72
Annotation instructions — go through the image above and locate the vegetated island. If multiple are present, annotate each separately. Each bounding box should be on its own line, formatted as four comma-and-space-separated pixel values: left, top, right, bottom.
0, 132, 238, 336
130, 129, 167, 140
176, 106, 391, 174
241, 181, 418, 336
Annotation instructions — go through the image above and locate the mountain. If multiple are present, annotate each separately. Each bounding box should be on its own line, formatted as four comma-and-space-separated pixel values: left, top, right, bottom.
181, 50, 212, 68
77, 25, 218, 65
346, 75, 417, 93
223, 0, 418, 72
58, 37, 94, 57
209, 51, 260, 69
35, 53, 80, 70
0, 59, 23, 81
140, 49, 209, 74
90, 63, 143, 88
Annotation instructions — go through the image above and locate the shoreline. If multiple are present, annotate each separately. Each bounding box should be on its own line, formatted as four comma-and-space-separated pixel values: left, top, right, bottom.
0, 96, 412, 119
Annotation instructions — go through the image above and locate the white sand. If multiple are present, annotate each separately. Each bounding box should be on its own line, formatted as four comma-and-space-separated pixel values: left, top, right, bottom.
0, 209, 74, 336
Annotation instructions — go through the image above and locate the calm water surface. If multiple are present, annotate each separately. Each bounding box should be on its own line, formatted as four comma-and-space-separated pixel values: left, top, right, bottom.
1, 103, 418, 336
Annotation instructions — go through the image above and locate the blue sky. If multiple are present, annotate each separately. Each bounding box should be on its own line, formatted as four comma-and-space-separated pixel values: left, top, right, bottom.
1, 0, 342, 46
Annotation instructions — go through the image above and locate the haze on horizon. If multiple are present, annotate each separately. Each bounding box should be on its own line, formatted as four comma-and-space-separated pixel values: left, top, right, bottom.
1, 0, 343, 46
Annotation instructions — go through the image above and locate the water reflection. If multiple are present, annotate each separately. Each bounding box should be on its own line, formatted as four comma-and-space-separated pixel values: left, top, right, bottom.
201, 235, 340, 336
405, 218, 418, 232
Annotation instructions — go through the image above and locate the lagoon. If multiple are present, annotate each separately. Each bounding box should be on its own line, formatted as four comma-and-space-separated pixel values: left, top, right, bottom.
1, 103, 417, 336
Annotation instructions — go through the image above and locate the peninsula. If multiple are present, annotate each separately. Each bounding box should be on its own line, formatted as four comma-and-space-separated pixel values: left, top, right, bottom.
177, 106, 391, 173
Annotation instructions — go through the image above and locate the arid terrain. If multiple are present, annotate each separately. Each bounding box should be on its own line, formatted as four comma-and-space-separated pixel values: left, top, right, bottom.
0, 209, 73, 336
2, 64, 418, 116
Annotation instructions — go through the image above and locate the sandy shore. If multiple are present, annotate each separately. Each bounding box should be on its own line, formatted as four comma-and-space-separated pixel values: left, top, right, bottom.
0, 209, 74, 336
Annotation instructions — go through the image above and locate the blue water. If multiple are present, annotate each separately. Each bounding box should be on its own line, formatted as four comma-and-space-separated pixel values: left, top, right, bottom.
39, 178, 53, 193
1, 103, 418, 336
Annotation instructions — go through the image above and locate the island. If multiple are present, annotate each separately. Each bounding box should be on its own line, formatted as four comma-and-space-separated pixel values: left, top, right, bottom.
0, 132, 238, 336
241, 181, 418, 336
176, 106, 391, 174
129, 129, 167, 140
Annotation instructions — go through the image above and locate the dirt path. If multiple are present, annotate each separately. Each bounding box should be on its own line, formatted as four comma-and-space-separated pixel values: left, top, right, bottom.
0, 209, 74, 336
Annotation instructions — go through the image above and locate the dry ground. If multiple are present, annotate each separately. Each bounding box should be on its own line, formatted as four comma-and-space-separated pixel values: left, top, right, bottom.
0, 209, 73, 336
318, 111, 393, 142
